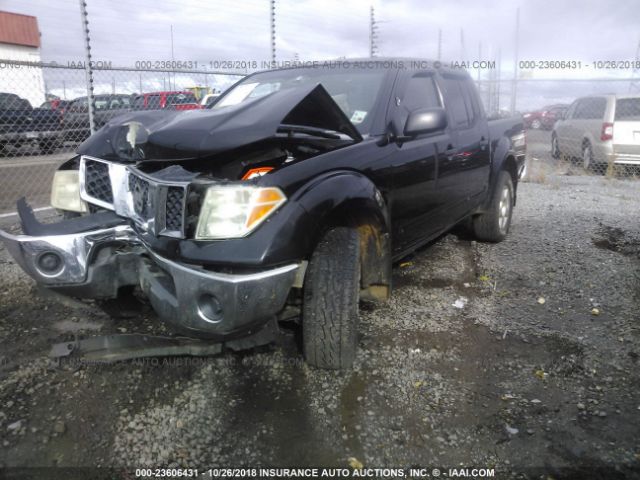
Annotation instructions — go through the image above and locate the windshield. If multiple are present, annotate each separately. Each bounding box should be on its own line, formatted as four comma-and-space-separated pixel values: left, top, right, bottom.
213, 67, 387, 134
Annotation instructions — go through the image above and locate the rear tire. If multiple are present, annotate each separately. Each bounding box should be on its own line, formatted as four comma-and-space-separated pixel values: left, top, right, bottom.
582, 142, 593, 171
551, 134, 560, 159
302, 227, 360, 370
473, 171, 514, 243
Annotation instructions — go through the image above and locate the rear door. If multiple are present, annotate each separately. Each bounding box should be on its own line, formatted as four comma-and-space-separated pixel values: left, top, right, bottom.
613, 97, 640, 159
555, 100, 577, 153
389, 70, 447, 254
436, 73, 491, 220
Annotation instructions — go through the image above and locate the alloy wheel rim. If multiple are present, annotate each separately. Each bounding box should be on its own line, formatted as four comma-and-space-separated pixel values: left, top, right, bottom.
498, 186, 511, 233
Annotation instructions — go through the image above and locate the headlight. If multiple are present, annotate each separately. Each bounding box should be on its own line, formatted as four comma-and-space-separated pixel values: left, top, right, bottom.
50, 170, 88, 213
195, 186, 286, 240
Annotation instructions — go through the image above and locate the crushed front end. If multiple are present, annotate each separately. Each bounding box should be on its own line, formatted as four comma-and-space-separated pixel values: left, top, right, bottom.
0, 155, 300, 340
0, 83, 362, 341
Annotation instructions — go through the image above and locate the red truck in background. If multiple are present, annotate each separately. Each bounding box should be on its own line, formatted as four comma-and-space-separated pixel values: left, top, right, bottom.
132, 91, 200, 111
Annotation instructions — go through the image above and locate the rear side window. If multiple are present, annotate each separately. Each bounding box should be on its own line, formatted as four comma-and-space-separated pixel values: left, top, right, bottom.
440, 75, 472, 128
615, 98, 640, 121
574, 98, 606, 119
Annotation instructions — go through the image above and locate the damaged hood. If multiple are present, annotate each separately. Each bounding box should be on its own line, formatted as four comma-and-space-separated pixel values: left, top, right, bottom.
77, 84, 362, 162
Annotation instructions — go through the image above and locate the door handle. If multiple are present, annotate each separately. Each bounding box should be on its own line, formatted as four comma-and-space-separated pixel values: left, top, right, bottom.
444, 144, 457, 160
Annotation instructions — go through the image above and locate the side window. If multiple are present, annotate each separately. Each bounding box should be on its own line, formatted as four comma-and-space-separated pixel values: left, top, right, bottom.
587, 98, 606, 119
440, 75, 471, 128
564, 102, 576, 120
460, 79, 480, 124
132, 96, 145, 109
147, 95, 161, 109
573, 100, 587, 119
401, 74, 441, 111
574, 98, 606, 120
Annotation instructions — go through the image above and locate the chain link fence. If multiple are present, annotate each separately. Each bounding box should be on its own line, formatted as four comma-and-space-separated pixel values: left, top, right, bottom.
1, 58, 639, 215
0, 59, 243, 214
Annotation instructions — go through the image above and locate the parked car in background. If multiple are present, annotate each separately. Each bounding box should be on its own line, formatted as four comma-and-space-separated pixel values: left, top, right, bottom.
523, 104, 568, 130
0, 92, 62, 155
552, 94, 640, 171
132, 91, 200, 111
40, 99, 73, 115
63, 94, 133, 142
200, 92, 221, 108
0, 59, 525, 369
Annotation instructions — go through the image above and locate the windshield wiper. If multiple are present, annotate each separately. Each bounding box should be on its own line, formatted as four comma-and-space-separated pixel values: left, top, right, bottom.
277, 124, 346, 140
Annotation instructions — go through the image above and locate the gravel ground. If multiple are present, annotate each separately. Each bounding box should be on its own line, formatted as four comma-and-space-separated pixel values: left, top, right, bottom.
0, 166, 639, 479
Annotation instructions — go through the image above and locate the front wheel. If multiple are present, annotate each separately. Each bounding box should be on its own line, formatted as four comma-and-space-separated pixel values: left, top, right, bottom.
531, 119, 542, 129
302, 227, 360, 370
473, 171, 514, 242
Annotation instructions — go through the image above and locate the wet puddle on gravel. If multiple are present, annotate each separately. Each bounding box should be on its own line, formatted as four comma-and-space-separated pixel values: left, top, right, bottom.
592, 224, 640, 258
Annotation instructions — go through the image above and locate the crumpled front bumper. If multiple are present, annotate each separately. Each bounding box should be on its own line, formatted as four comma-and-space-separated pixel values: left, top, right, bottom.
0, 218, 300, 339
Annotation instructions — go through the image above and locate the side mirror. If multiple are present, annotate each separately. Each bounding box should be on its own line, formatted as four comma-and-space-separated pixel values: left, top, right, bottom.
404, 107, 447, 137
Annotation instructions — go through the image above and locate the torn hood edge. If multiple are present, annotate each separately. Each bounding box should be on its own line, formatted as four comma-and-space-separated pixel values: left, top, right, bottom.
77, 83, 363, 162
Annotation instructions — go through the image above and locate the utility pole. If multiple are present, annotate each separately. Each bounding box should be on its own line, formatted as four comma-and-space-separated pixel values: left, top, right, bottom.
437, 28, 442, 61
78, 0, 95, 134
170, 25, 175, 90
510, 7, 520, 114
270, 0, 276, 66
477, 42, 482, 81
369, 6, 379, 58
630, 37, 640, 92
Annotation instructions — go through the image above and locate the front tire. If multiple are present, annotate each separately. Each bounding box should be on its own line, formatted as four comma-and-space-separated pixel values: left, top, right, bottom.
302, 227, 360, 370
473, 171, 514, 243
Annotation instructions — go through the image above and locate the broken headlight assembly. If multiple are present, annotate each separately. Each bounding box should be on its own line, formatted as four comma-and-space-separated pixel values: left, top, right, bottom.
195, 185, 286, 240
50, 170, 88, 213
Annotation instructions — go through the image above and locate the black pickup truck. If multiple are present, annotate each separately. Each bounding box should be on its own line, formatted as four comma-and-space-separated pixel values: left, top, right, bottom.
0, 93, 62, 155
0, 59, 525, 369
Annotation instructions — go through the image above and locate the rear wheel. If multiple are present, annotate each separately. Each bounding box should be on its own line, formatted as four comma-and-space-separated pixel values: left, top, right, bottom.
302, 227, 360, 370
473, 171, 514, 242
551, 134, 560, 159
582, 142, 592, 170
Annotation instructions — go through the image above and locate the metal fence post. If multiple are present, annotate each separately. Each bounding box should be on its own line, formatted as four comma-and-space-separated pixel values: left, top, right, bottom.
78, 0, 96, 134
510, 7, 520, 114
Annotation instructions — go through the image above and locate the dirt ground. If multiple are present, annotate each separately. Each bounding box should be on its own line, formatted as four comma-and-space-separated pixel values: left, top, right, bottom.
0, 162, 639, 479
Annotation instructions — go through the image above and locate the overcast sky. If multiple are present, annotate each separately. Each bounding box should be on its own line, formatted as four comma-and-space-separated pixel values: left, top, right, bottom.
3, 0, 639, 71
2, 0, 639, 109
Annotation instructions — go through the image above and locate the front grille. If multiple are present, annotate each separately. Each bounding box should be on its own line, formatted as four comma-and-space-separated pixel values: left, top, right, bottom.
84, 160, 113, 204
165, 187, 185, 231
80, 156, 188, 237
128, 174, 151, 218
